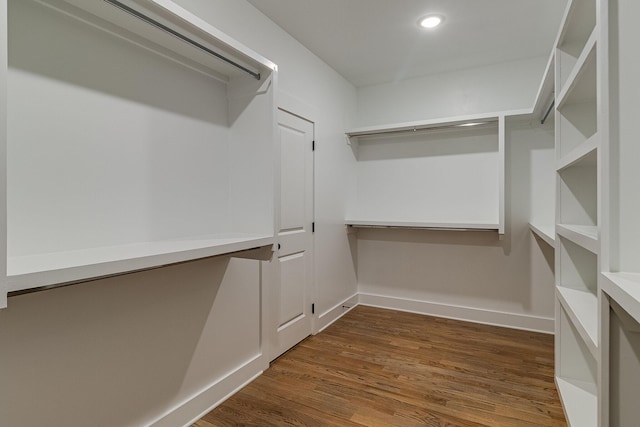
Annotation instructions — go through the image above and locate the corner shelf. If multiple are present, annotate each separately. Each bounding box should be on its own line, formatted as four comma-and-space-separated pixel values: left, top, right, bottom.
529, 223, 555, 247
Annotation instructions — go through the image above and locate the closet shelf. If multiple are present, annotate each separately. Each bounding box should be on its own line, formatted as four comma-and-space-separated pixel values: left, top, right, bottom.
557, 30, 597, 108
556, 224, 599, 254
557, 133, 598, 171
602, 272, 640, 325
557, 286, 598, 358
345, 219, 499, 231
529, 223, 555, 247
7, 234, 274, 292
47, 0, 275, 81
555, 377, 598, 427
344, 110, 530, 138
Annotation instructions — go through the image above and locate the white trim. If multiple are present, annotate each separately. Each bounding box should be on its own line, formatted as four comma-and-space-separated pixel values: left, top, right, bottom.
277, 90, 319, 126
315, 292, 359, 333
498, 115, 506, 235
145, 354, 266, 427
358, 292, 554, 334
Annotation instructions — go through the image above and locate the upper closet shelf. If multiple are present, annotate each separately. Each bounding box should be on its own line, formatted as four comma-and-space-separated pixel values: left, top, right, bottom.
45, 0, 276, 81
7, 234, 275, 293
346, 219, 499, 231
345, 110, 527, 138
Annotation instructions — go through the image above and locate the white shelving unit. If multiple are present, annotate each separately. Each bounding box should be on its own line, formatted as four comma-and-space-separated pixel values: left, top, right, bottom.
345, 112, 520, 235
601, 0, 640, 425
553, 0, 602, 425
2, 0, 277, 299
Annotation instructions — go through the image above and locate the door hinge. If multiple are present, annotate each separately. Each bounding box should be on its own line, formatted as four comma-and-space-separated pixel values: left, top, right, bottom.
312, 222, 315, 233
312, 140, 315, 151
312, 303, 315, 314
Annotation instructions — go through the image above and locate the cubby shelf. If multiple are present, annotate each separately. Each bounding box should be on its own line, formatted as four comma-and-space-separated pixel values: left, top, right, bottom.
556, 377, 598, 427
556, 224, 599, 254
556, 0, 596, 91
529, 223, 555, 247
557, 286, 598, 358
602, 272, 640, 325
557, 29, 597, 107
557, 133, 598, 171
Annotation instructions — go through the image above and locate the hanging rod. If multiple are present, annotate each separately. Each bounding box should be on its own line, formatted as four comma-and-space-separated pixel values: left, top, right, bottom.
346, 224, 497, 232
103, 0, 261, 80
346, 119, 498, 138
541, 99, 554, 125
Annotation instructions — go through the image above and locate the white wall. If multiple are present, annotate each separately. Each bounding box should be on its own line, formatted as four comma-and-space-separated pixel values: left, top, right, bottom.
356, 56, 548, 126
0, 1, 357, 426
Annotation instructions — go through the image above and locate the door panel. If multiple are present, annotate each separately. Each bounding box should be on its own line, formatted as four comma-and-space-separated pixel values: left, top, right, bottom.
280, 126, 306, 231
278, 252, 305, 326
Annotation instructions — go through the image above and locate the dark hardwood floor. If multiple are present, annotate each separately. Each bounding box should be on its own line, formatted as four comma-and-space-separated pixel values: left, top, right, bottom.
193, 306, 566, 426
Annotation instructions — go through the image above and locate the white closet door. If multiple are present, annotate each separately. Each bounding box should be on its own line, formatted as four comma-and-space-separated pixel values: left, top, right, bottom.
269, 109, 314, 361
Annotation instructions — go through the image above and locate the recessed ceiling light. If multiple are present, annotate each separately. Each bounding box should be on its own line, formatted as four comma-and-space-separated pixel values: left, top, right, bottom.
419, 15, 443, 29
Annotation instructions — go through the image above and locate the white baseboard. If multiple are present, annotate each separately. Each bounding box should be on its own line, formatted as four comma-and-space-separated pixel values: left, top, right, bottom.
358, 292, 554, 334
315, 292, 359, 333
146, 354, 267, 427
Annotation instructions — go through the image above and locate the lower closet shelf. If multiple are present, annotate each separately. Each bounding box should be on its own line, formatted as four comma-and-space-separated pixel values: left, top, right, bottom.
345, 219, 499, 231
555, 377, 597, 427
7, 234, 275, 292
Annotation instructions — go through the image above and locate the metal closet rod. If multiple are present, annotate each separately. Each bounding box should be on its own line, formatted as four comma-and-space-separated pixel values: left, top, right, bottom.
103, 0, 261, 80
348, 119, 498, 138
541, 100, 554, 125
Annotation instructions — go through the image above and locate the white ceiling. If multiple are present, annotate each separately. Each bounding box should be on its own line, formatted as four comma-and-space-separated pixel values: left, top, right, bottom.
247, 0, 568, 87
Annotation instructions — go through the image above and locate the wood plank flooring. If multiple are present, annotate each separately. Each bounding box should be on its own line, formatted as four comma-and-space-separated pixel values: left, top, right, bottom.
193, 306, 566, 426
